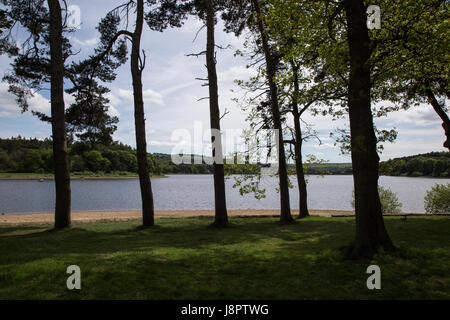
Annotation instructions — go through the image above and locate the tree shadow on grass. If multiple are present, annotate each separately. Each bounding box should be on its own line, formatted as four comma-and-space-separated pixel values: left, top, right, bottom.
1, 217, 449, 270
0, 218, 354, 268
0, 225, 47, 236
1, 217, 450, 299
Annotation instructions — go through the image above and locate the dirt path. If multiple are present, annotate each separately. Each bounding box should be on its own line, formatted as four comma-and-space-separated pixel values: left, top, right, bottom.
0, 209, 356, 225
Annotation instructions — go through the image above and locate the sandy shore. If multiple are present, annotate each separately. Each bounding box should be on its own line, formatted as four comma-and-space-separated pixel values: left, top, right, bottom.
0, 209, 358, 225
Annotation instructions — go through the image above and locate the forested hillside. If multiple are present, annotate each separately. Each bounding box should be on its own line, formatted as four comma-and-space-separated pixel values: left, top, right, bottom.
2, 137, 449, 177
303, 163, 353, 175
379, 152, 450, 177
0, 137, 220, 175
0, 137, 341, 176
0, 137, 159, 175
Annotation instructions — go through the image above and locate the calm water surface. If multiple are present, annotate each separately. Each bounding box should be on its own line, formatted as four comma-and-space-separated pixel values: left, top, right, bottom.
0, 175, 448, 214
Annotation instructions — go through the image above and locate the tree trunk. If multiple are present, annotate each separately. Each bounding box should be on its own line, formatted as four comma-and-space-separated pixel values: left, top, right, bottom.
205, 0, 228, 227
48, 0, 71, 229
251, 0, 293, 224
291, 62, 309, 218
345, 0, 394, 257
132, 0, 154, 227
425, 86, 450, 150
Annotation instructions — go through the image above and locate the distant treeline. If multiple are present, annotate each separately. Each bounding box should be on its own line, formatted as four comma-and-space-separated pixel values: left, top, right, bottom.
303, 163, 353, 175
0, 137, 337, 175
379, 152, 450, 177
2, 137, 448, 177
0, 137, 220, 175
0, 137, 158, 175
153, 153, 214, 174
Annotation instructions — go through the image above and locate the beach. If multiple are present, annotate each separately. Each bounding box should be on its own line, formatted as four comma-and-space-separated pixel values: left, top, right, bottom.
0, 209, 359, 225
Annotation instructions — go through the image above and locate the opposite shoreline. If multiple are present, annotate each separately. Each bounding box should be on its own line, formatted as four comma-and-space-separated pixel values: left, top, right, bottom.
0, 173, 166, 180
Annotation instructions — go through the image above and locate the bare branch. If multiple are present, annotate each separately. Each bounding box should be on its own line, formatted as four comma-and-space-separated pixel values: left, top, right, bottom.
215, 44, 232, 50
220, 108, 230, 120
186, 51, 207, 57
192, 24, 206, 43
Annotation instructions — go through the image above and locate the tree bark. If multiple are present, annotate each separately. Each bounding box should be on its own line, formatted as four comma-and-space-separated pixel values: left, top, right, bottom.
345, 0, 394, 257
251, 0, 293, 223
205, 0, 228, 227
425, 86, 450, 150
291, 62, 309, 218
132, 0, 155, 227
48, 0, 71, 229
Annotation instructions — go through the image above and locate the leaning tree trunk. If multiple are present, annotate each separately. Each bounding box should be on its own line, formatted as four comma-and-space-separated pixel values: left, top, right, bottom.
291, 63, 309, 218
251, 0, 293, 223
131, 0, 155, 227
345, 0, 395, 257
205, 0, 228, 227
48, 0, 71, 229
425, 85, 450, 150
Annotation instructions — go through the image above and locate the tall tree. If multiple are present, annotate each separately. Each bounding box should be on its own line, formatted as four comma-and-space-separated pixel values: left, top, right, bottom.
230, 54, 319, 219
2, 0, 124, 229
205, 0, 228, 226
2, 0, 72, 229
132, 0, 154, 227
147, 0, 229, 226
371, 0, 449, 150
250, 0, 292, 223
290, 62, 309, 218
264, 0, 397, 255
0, 8, 17, 56
64, 81, 119, 145
344, 0, 394, 256
47, 0, 71, 229
95, 0, 189, 227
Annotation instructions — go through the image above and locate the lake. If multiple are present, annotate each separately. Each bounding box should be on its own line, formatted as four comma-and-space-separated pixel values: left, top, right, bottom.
0, 175, 448, 214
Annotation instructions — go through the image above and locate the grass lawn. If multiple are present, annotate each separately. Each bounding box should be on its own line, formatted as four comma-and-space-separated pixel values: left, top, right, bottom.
0, 216, 449, 299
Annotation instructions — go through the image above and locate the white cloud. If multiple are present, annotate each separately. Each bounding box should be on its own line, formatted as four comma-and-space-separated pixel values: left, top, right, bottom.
108, 88, 165, 111
178, 17, 205, 34
108, 106, 120, 117
160, 81, 198, 96
63, 92, 76, 107
70, 36, 99, 47
148, 140, 180, 147
143, 89, 165, 106
106, 91, 122, 107
0, 83, 119, 120
378, 103, 441, 127
116, 89, 133, 104
0, 82, 50, 117
218, 65, 257, 84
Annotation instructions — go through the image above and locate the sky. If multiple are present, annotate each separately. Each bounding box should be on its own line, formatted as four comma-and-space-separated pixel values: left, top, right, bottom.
0, 0, 446, 163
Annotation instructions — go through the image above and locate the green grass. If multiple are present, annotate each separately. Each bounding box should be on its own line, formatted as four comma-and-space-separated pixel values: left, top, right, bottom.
0, 172, 166, 180
0, 216, 449, 299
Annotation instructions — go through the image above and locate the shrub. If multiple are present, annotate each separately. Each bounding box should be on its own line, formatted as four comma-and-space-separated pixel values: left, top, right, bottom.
83, 150, 111, 172
424, 183, 450, 214
22, 149, 44, 173
351, 186, 402, 214
378, 186, 403, 214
